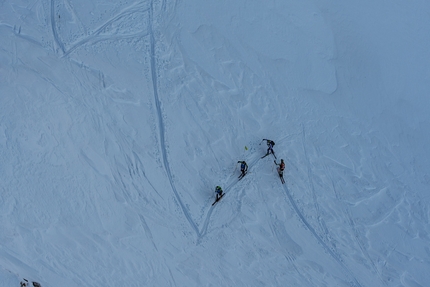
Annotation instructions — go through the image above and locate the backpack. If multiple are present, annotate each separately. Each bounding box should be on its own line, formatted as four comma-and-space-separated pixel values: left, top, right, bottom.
280, 162, 285, 171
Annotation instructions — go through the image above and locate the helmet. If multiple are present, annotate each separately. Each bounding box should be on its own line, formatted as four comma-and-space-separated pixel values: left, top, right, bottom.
281, 159, 284, 162
216, 186, 221, 189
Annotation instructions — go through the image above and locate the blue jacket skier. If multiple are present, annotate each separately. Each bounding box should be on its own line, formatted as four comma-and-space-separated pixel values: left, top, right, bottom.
238, 161, 248, 178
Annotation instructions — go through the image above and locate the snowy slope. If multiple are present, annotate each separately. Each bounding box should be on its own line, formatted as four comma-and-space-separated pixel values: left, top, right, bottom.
1, 0, 430, 286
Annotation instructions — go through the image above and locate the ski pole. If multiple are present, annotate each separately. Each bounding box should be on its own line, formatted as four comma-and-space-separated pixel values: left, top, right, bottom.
233, 162, 238, 174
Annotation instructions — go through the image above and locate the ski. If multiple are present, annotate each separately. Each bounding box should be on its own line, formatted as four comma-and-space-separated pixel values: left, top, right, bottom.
279, 175, 285, 184
261, 153, 276, 159
238, 172, 247, 180
212, 193, 225, 206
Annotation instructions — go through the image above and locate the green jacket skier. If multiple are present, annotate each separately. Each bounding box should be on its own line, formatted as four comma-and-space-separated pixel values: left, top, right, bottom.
215, 186, 223, 200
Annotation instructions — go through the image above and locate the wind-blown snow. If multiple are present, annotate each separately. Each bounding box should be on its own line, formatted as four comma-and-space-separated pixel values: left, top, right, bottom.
1, 0, 429, 286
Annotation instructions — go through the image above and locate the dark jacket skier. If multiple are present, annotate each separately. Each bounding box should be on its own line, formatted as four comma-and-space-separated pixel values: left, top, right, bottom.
262, 139, 276, 158
238, 161, 248, 177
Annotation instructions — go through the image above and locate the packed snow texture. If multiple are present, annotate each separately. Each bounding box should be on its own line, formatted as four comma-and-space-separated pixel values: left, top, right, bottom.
1, 0, 429, 286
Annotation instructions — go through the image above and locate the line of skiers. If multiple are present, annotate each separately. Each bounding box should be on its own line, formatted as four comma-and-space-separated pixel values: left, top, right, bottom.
214, 139, 285, 201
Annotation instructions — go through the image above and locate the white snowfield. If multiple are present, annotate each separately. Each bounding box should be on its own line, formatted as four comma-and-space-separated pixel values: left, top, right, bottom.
1, 0, 429, 286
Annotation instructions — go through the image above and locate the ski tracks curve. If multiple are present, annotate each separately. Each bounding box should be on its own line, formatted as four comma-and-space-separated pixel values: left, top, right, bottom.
281, 182, 363, 287
50, 0, 66, 54
147, 0, 200, 238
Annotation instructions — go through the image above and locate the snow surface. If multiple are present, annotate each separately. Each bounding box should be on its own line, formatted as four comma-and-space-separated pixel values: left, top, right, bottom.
1, 0, 430, 286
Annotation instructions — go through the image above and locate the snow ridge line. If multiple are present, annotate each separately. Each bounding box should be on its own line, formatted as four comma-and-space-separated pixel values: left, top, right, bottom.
282, 183, 363, 287
147, 1, 200, 238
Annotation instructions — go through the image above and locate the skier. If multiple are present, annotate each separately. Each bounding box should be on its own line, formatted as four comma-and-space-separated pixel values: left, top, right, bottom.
261, 139, 276, 159
215, 186, 223, 200
237, 161, 248, 179
274, 159, 285, 184
20, 279, 41, 287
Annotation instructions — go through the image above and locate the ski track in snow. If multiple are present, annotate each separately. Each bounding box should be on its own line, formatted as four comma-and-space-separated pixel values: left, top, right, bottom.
49, 0, 224, 242
199, 146, 263, 239
259, 187, 309, 286
200, 137, 363, 285
3, 1, 429, 286
273, 224, 309, 285
147, 0, 200, 238
281, 182, 363, 287
61, 2, 150, 57
138, 214, 158, 252
50, 0, 66, 54
301, 124, 331, 240
292, 125, 366, 286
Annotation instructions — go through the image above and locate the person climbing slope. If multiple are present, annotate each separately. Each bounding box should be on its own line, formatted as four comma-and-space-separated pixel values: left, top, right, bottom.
261, 139, 276, 159
237, 160, 248, 179
274, 159, 285, 184
215, 186, 223, 200
212, 185, 225, 206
